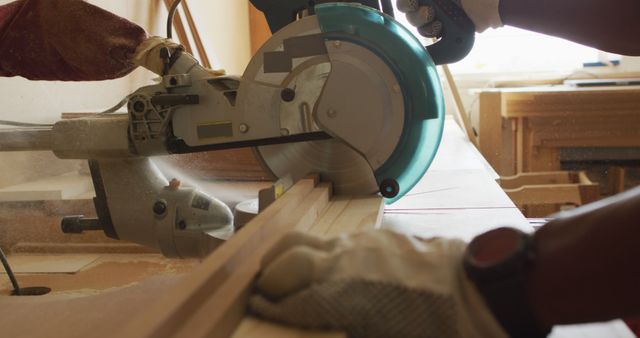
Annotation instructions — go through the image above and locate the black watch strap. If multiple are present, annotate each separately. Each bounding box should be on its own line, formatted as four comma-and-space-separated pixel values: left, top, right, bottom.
478, 268, 551, 338
465, 230, 551, 338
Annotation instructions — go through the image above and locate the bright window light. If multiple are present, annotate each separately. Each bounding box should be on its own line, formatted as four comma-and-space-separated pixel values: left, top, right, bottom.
390, 3, 607, 75
448, 27, 603, 74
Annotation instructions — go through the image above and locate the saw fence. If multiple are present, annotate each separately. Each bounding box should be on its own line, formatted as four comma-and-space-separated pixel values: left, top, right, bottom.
120, 175, 383, 338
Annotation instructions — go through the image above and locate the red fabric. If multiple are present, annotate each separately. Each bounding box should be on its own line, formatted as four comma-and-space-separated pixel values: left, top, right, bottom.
625, 318, 640, 337
0, 0, 146, 81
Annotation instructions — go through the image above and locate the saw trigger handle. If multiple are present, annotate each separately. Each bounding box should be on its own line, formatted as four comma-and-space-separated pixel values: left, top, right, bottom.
421, 0, 475, 65
249, 0, 310, 33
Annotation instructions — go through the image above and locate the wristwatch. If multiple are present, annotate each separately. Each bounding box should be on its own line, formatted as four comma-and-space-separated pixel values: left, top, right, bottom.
464, 227, 551, 338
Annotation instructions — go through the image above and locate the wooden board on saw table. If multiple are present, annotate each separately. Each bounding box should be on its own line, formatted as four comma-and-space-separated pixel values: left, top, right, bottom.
120, 176, 384, 338
0, 172, 94, 202
2, 254, 99, 274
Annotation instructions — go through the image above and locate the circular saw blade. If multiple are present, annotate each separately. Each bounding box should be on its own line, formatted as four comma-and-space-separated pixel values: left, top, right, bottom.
244, 14, 379, 195
246, 4, 445, 202
256, 139, 378, 195
254, 49, 379, 195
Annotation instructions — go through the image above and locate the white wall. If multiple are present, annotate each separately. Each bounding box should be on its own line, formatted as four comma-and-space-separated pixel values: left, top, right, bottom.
0, 0, 251, 187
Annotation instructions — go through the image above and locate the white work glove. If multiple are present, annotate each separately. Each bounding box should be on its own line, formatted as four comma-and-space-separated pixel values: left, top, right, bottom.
132, 36, 182, 75
397, 0, 503, 35
249, 230, 508, 338
133, 36, 225, 76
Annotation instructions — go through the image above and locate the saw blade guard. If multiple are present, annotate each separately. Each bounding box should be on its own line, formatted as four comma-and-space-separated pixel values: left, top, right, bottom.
316, 3, 445, 204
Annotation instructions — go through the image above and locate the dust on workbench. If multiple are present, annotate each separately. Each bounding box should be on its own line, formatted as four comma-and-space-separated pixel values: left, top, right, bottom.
0, 254, 199, 338
0, 254, 198, 296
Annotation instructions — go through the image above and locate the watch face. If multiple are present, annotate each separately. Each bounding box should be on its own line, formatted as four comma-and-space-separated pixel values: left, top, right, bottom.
469, 227, 523, 268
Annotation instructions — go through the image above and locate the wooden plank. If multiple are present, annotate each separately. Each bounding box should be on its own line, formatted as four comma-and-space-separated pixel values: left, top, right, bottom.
505, 184, 583, 205
325, 196, 384, 236
608, 166, 626, 195
290, 184, 336, 233
478, 91, 505, 174
307, 197, 351, 236
120, 176, 330, 338
306, 195, 383, 236
478, 86, 640, 180
442, 65, 478, 147
500, 171, 573, 189
0, 173, 94, 202
173, 183, 332, 338
501, 88, 640, 118
161, 150, 271, 181
233, 194, 383, 338
249, 3, 272, 56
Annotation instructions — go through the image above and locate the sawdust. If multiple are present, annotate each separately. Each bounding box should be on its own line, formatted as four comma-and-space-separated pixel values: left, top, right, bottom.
0, 255, 197, 296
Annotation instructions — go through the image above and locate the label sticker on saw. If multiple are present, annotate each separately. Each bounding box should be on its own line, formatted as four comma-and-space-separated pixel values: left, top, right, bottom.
197, 122, 233, 140
264, 34, 328, 73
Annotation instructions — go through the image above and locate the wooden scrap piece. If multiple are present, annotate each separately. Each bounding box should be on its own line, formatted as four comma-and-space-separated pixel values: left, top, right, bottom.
120, 176, 331, 338
307, 195, 384, 236
0, 173, 94, 202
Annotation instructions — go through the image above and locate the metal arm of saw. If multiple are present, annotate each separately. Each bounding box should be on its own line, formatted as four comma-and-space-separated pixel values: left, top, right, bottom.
124, 50, 330, 158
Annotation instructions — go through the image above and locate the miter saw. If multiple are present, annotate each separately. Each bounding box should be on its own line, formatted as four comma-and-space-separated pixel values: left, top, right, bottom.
0, 1, 474, 257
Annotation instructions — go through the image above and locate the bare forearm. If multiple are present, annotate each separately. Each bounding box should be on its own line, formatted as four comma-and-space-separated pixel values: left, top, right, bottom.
527, 187, 640, 326
500, 0, 640, 55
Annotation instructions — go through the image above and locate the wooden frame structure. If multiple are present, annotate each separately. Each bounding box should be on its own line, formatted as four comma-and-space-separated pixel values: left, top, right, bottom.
501, 171, 599, 208
478, 86, 640, 176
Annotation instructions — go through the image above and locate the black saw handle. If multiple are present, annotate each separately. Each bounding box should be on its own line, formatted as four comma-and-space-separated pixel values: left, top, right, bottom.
420, 0, 476, 65
250, 0, 383, 33
250, 0, 474, 65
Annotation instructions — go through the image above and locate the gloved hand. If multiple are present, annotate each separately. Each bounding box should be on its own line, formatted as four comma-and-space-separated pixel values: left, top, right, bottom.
132, 36, 183, 76
0, 0, 146, 81
397, 0, 502, 36
133, 36, 226, 77
249, 230, 507, 338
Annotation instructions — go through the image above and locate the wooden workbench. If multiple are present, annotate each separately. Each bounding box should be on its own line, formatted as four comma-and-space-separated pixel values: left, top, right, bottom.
477, 86, 640, 176
384, 118, 532, 241
0, 119, 633, 337
130, 118, 633, 338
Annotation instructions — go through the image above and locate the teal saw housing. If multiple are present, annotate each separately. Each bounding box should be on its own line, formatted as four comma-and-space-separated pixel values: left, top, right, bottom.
316, 3, 445, 204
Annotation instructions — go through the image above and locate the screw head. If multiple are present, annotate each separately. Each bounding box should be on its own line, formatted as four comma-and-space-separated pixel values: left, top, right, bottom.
239, 123, 249, 133
380, 178, 400, 198
153, 200, 167, 216
178, 220, 187, 230
326, 109, 337, 118
280, 128, 290, 136
133, 100, 146, 113
281, 88, 296, 102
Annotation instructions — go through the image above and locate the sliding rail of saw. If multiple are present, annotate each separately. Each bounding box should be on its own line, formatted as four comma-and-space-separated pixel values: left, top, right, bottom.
119, 175, 383, 338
